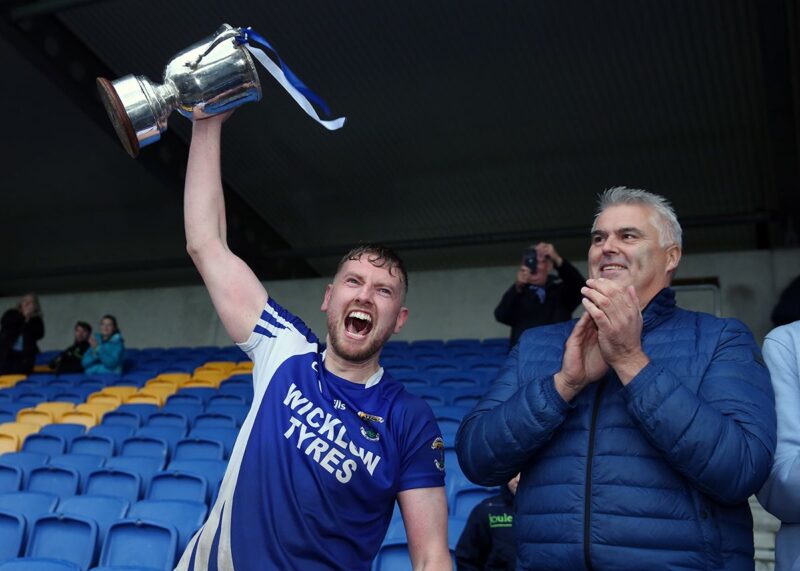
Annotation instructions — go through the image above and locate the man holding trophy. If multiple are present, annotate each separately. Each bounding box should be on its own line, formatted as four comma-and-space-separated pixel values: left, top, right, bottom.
109, 25, 452, 571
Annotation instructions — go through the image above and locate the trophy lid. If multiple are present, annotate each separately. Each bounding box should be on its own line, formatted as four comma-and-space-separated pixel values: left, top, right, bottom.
97, 77, 140, 158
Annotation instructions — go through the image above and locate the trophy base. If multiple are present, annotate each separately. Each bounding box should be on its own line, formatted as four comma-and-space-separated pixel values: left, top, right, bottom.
97, 77, 140, 158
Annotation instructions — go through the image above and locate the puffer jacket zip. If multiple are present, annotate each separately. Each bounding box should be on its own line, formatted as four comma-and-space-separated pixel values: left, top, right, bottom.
583, 379, 608, 571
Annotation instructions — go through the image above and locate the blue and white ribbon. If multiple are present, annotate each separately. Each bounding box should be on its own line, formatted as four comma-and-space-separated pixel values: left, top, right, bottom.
235, 27, 346, 131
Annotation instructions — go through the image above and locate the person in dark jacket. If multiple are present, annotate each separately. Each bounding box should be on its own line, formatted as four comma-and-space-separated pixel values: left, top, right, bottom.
455, 474, 519, 571
49, 321, 92, 374
0, 293, 45, 374
456, 187, 776, 571
494, 242, 584, 348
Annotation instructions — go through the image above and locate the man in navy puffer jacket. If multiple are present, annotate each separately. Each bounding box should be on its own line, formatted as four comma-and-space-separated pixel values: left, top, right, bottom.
456, 187, 776, 571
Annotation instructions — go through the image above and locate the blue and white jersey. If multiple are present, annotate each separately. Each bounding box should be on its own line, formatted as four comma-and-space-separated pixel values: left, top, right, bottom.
177, 298, 445, 570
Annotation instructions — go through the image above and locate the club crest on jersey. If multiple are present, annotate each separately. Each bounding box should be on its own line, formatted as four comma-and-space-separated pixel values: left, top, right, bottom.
357, 411, 384, 424
360, 426, 380, 442
431, 436, 445, 471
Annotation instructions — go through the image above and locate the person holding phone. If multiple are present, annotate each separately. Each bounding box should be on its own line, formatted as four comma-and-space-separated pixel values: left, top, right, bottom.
494, 242, 584, 348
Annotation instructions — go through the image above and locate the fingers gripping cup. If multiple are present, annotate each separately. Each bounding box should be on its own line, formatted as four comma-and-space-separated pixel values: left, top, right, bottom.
97, 24, 261, 158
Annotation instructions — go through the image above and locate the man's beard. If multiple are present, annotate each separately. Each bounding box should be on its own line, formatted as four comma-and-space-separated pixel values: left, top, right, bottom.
327, 313, 393, 363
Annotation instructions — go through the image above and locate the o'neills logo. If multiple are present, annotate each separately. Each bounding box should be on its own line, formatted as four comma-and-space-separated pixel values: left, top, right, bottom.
283, 383, 382, 484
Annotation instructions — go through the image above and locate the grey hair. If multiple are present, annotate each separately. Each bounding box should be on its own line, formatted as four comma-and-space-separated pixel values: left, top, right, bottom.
592, 186, 682, 248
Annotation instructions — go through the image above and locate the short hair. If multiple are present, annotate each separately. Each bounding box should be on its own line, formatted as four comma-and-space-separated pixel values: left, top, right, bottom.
336, 243, 408, 295
75, 321, 92, 334
18, 293, 42, 318
593, 186, 683, 248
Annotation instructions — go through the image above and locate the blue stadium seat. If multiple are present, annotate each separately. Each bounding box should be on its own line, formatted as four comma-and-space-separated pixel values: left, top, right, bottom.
70, 435, 115, 458
206, 394, 246, 407
447, 516, 467, 551
99, 519, 178, 571
119, 437, 168, 463
25, 513, 98, 570
450, 390, 484, 409
40, 424, 86, 446
161, 402, 204, 423
129, 500, 207, 553
176, 388, 217, 405
206, 402, 245, 426
48, 454, 105, 489
115, 404, 159, 423
0, 464, 23, 493
188, 427, 237, 459
0, 491, 59, 541
431, 406, 470, 422
147, 472, 207, 504
167, 459, 227, 504
0, 508, 25, 560
14, 390, 50, 406
0, 452, 49, 487
449, 484, 498, 519
373, 538, 412, 571
0, 559, 81, 571
88, 425, 135, 455
393, 375, 430, 388
58, 495, 129, 545
217, 382, 253, 405
173, 438, 225, 461
27, 466, 80, 497
23, 434, 68, 456
434, 371, 485, 389
145, 412, 190, 432
104, 457, 164, 490
99, 411, 141, 430
50, 392, 86, 405
193, 413, 237, 429
135, 426, 188, 454
84, 469, 141, 502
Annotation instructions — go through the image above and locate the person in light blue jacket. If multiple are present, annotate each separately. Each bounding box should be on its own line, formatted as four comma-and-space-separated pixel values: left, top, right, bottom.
757, 321, 800, 571
81, 314, 125, 375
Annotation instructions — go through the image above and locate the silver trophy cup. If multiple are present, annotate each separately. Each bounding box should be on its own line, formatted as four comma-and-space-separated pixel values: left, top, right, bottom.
97, 24, 261, 158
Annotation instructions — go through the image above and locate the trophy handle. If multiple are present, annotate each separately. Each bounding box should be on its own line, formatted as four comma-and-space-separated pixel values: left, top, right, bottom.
97, 77, 140, 158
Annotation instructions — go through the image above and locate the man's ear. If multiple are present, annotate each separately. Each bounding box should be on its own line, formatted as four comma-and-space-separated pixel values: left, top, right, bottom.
393, 307, 409, 334
665, 245, 681, 274
321, 284, 333, 312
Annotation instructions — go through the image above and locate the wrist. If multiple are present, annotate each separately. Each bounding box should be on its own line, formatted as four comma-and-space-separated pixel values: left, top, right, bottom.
612, 350, 650, 385
554, 371, 582, 402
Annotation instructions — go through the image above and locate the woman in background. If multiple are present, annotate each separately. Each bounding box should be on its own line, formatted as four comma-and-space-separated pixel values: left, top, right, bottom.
0, 293, 45, 374
82, 314, 125, 375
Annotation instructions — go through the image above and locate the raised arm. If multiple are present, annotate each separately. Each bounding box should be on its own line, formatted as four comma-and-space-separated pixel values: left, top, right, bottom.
185, 115, 268, 343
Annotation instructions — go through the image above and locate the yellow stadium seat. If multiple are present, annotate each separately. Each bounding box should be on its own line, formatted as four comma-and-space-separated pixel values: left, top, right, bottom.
201, 361, 237, 373
146, 378, 180, 391
125, 392, 162, 406
0, 422, 40, 449
236, 361, 254, 371
227, 367, 253, 377
16, 408, 54, 427
0, 374, 27, 388
87, 392, 124, 407
100, 387, 138, 400
60, 411, 98, 428
77, 403, 115, 420
0, 432, 19, 453
155, 373, 191, 386
35, 402, 76, 422
192, 370, 228, 387
144, 385, 176, 402
183, 379, 217, 389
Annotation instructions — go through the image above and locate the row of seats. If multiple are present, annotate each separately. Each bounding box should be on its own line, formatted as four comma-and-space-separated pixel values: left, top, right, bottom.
0, 492, 202, 570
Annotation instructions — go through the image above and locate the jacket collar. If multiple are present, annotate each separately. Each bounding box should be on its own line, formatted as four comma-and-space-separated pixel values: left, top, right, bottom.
641, 287, 676, 332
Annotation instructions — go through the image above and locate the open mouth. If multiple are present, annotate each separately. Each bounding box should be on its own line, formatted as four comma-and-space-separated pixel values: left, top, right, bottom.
600, 264, 627, 272
344, 310, 373, 338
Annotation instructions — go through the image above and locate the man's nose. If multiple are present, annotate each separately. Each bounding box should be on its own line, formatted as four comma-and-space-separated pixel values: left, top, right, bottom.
601, 236, 620, 254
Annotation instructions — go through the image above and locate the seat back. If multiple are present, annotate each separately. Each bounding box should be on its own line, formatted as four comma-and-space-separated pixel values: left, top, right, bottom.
58, 495, 129, 544
0, 508, 25, 560
84, 469, 141, 502
129, 499, 207, 552
28, 466, 80, 497
70, 435, 114, 457
100, 518, 178, 571
25, 513, 98, 570
22, 434, 67, 456
147, 471, 208, 504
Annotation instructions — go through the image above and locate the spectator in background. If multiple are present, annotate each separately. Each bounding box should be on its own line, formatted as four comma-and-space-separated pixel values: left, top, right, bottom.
772, 275, 800, 327
757, 320, 800, 571
0, 293, 45, 374
82, 314, 125, 375
49, 321, 92, 374
494, 242, 583, 348
457, 187, 776, 570
455, 474, 519, 571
